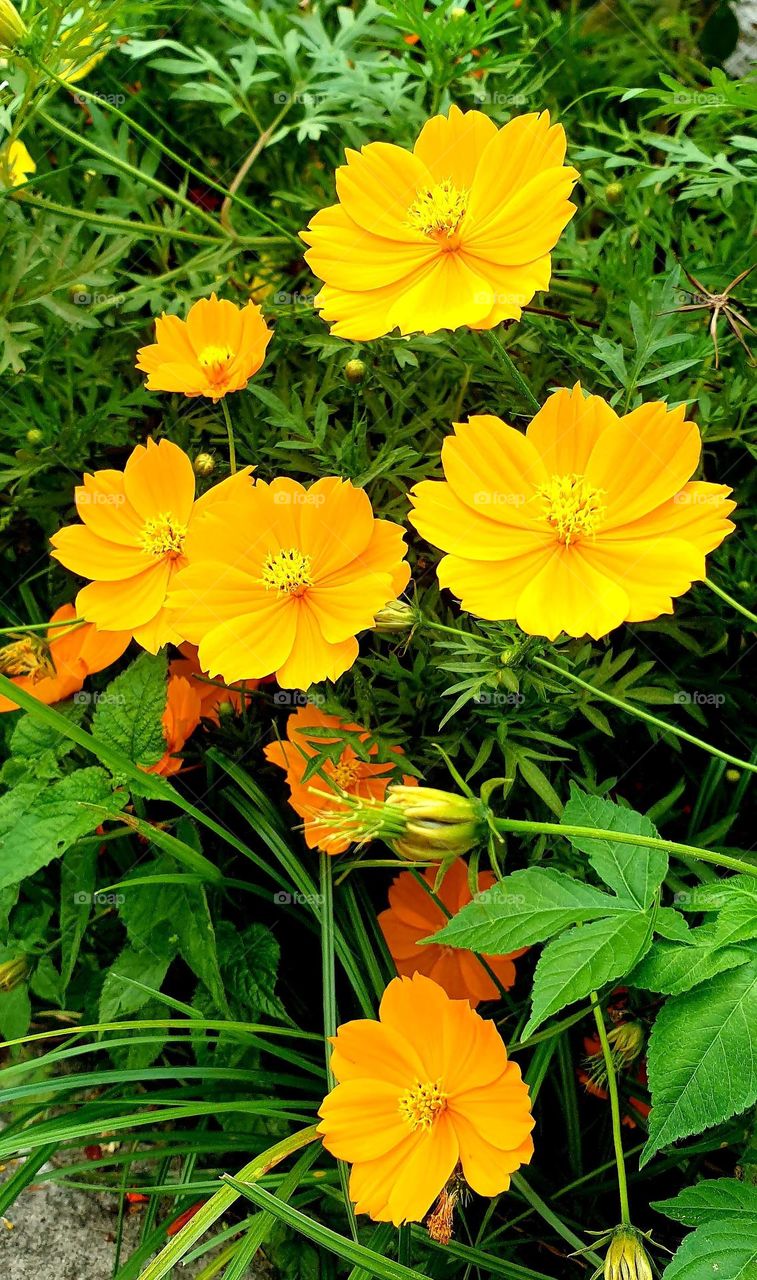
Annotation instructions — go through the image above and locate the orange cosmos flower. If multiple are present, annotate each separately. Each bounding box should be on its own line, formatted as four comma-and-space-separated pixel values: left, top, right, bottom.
409, 384, 736, 641
167, 476, 410, 690
144, 673, 203, 776
318, 972, 534, 1225
264, 703, 414, 854
50, 439, 254, 654
379, 859, 525, 1005
135, 294, 272, 400
301, 105, 578, 340
169, 643, 258, 721
0, 604, 129, 713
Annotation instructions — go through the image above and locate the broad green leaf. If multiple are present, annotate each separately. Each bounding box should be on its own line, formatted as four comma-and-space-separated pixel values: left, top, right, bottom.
661, 1221, 757, 1279
428, 867, 630, 956
643, 959, 757, 1164
1, 699, 85, 783
653, 1178, 757, 1226
99, 947, 172, 1023
629, 934, 754, 995
562, 785, 667, 908
0, 984, 31, 1040
0, 768, 125, 892
522, 911, 654, 1036
91, 650, 167, 767
654, 907, 694, 942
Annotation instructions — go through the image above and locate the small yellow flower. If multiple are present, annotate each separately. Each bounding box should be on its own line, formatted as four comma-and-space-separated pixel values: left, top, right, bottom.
0, 139, 35, 189
0, 0, 26, 49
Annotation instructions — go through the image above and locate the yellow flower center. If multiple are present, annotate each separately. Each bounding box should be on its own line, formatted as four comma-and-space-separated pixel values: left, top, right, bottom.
331, 758, 361, 791
399, 1079, 448, 1131
260, 547, 314, 597
139, 512, 187, 559
536, 473, 606, 545
407, 179, 468, 244
0, 636, 56, 682
198, 344, 235, 381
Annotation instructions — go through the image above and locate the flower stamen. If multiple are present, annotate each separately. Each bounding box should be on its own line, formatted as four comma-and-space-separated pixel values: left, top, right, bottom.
260, 547, 314, 597
197, 344, 235, 382
0, 635, 56, 682
139, 513, 187, 559
399, 1079, 448, 1131
536, 473, 606, 545
331, 758, 361, 791
407, 179, 468, 244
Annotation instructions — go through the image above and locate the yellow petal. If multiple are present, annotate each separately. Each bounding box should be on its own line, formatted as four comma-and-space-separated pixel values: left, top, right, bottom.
515, 544, 630, 640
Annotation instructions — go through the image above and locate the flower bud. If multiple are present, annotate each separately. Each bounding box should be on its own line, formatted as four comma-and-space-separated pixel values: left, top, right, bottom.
0, 956, 28, 992
373, 599, 415, 633
0, 0, 26, 49
604, 1227, 653, 1280
385, 785, 487, 862
344, 358, 367, 385
605, 182, 623, 204
193, 451, 215, 477
607, 1020, 644, 1068
26, 427, 43, 446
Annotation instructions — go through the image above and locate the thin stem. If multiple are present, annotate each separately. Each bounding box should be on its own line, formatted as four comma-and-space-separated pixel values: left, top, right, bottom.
535, 655, 757, 777
492, 816, 756, 878
0, 618, 85, 637
590, 992, 631, 1226
10, 191, 227, 245
221, 398, 237, 475
704, 578, 757, 628
487, 330, 541, 412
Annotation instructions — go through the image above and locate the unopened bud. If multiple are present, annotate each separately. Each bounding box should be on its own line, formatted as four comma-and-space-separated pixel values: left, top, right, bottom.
0, 956, 28, 992
604, 1228, 653, 1280
607, 1020, 644, 1068
386, 785, 487, 862
344, 358, 367, 385
725, 768, 740, 783
0, 0, 26, 48
26, 428, 43, 446
193, 452, 215, 477
605, 182, 623, 204
373, 600, 415, 633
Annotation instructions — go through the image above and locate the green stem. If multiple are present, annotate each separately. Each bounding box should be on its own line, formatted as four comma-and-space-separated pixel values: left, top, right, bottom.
535, 655, 757, 777
221, 398, 237, 475
590, 992, 631, 1226
492, 816, 756, 878
10, 190, 227, 245
487, 330, 541, 412
0, 618, 85, 637
511, 1173, 604, 1268
704, 578, 757, 628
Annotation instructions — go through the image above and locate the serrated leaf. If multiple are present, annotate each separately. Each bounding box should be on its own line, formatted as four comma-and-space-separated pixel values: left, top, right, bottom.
629, 936, 754, 995
643, 959, 757, 1164
0, 768, 124, 892
653, 1178, 757, 1227
654, 907, 694, 942
563, 785, 667, 908
428, 867, 630, 956
522, 911, 654, 1036
661, 1221, 757, 1279
92, 651, 167, 768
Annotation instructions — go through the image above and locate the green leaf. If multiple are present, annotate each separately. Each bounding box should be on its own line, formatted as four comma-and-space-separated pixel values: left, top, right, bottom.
99, 947, 172, 1023
642, 958, 757, 1164
653, 1178, 757, 1226
91, 650, 167, 768
428, 867, 630, 956
660, 1221, 757, 1280
1, 699, 85, 783
562, 786, 667, 908
0, 768, 125, 892
59, 843, 97, 990
629, 934, 754, 995
522, 911, 654, 1036
0, 984, 31, 1040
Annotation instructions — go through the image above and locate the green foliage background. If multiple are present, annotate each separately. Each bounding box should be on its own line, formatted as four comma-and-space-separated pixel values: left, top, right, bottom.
0, 1, 755, 1278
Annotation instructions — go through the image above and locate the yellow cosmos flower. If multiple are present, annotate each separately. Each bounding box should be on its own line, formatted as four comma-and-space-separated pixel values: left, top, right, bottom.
318, 973, 534, 1225
0, 139, 35, 188
59, 24, 109, 84
0, 0, 26, 49
135, 294, 272, 401
409, 384, 736, 640
166, 476, 410, 689
301, 105, 578, 339
50, 439, 254, 653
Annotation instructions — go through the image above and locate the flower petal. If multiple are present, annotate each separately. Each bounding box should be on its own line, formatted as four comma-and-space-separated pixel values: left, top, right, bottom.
413, 104, 498, 189
580, 535, 706, 623
75, 561, 172, 634
515, 544, 630, 640
123, 438, 196, 524
586, 401, 701, 528
334, 141, 432, 241
51, 524, 150, 581
526, 384, 619, 474
303, 203, 435, 293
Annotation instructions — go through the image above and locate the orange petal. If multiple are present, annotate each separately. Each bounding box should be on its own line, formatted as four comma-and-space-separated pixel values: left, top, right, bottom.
74, 470, 144, 545
302, 203, 435, 293
123, 438, 195, 524
580, 535, 705, 623
586, 401, 700, 528
526, 384, 619, 474
334, 141, 432, 241
413, 104, 498, 189
51, 524, 150, 581
75, 560, 172, 633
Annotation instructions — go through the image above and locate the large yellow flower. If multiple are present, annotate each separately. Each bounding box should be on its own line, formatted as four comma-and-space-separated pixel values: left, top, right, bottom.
167, 476, 410, 689
409, 384, 736, 640
301, 105, 578, 339
136, 294, 272, 400
50, 439, 254, 653
318, 973, 534, 1225
0, 139, 35, 188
